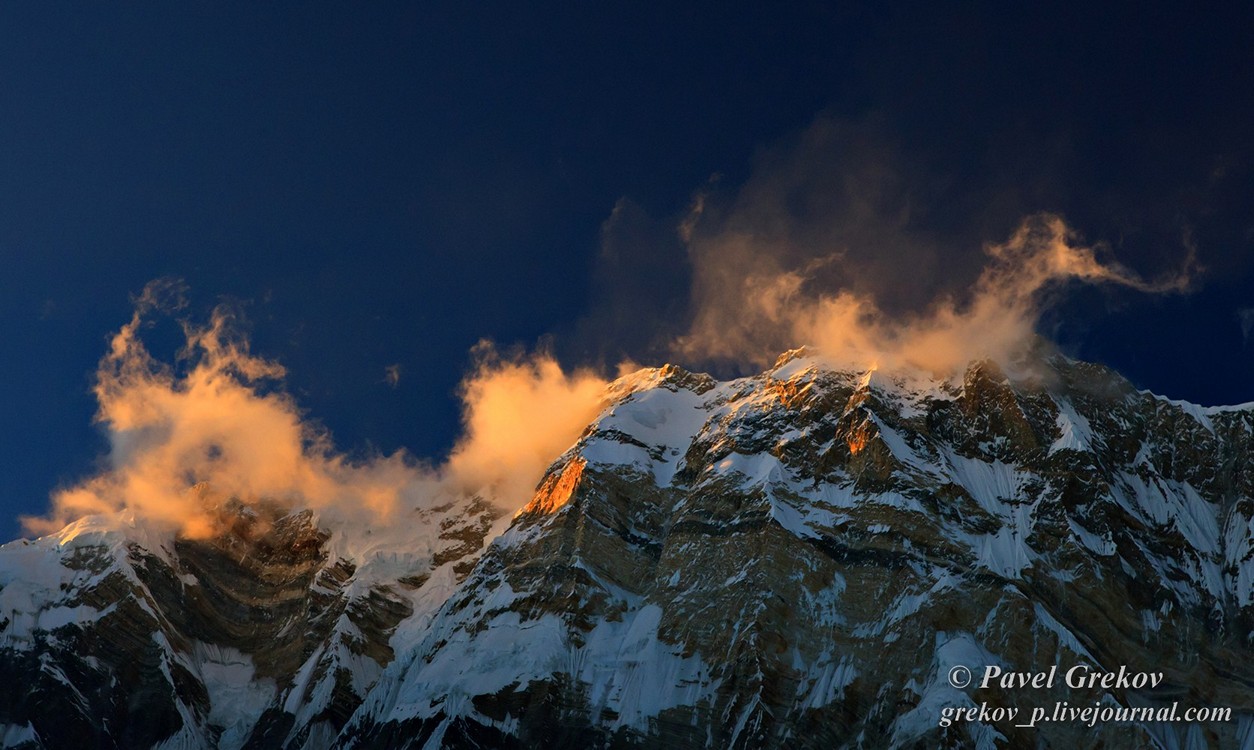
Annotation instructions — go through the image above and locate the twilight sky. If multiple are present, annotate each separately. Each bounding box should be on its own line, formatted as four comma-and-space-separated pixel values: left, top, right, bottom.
2, 3, 1253, 540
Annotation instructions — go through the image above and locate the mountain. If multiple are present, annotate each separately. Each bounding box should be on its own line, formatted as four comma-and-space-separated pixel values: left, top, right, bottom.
0, 491, 505, 749
2, 348, 1253, 748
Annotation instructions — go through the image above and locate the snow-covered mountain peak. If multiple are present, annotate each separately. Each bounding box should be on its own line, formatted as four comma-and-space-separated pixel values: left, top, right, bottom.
3, 350, 1254, 748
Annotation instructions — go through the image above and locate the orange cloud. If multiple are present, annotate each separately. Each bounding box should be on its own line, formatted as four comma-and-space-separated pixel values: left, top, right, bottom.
679, 213, 1197, 375
23, 283, 608, 539
445, 342, 609, 510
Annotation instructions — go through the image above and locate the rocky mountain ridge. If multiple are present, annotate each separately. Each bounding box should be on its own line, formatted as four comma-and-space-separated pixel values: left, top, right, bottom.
2, 349, 1253, 748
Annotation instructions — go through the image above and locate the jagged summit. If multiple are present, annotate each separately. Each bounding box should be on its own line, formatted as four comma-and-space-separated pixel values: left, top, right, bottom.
2, 351, 1253, 748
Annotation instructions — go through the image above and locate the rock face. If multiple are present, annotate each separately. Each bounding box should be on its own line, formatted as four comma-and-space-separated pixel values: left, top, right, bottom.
0, 494, 502, 749
3, 350, 1254, 748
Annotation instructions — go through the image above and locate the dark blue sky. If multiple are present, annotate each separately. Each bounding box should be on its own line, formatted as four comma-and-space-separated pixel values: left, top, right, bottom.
2, 2, 1253, 539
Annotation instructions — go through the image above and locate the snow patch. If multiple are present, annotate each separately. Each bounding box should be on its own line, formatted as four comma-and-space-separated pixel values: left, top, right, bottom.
585, 385, 712, 487
1050, 398, 1094, 454
0, 722, 38, 746
191, 642, 276, 750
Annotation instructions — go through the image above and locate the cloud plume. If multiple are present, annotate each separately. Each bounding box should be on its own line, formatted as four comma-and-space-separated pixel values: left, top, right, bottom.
445, 342, 610, 509
680, 212, 1196, 374
674, 119, 1198, 374
23, 282, 608, 538
21, 117, 1204, 540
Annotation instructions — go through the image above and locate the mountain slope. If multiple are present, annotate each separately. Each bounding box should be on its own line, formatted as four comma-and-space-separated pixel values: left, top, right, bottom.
342, 351, 1254, 749
3, 349, 1254, 748
0, 493, 502, 749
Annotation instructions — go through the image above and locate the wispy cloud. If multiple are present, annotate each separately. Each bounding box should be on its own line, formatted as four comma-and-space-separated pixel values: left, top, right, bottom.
1240, 308, 1254, 346
22, 116, 1207, 538
671, 117, 1198, 374
383, 363, 402, 388
23, 281, 608, 538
